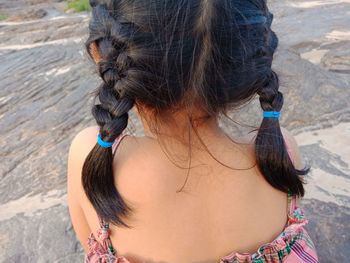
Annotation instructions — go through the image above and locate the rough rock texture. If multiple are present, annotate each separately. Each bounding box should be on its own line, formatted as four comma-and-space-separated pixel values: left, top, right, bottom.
0, 0, 349, 262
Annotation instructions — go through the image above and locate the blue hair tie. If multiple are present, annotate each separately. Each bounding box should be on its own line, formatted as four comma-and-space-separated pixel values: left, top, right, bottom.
263, 111, 280, 118
97, 133, 114, 148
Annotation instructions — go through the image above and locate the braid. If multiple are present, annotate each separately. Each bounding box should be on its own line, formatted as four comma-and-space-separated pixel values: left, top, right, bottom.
82, 85, 134, 227
254, 17, 307, 196
228, 5, 308, 196
257, 71, 283, 112
82, 2, 135, 227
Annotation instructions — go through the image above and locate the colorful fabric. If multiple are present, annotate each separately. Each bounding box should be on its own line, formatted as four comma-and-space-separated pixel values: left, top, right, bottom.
219, 193, 319, 263
84, 193, 318, 263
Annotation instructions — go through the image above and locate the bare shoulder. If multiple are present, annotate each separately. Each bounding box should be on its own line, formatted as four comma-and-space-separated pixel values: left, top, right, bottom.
241, 127, 304, 170
280, 127, 305, 170
67, 126, 100, 200
69, 126, 137, 159
68, 126, 100, 160
70, 126, 100, 147
67, 126, 146, 179
67, 126, 100, 182
67, 126, 150, 193
68, 126, 100, 169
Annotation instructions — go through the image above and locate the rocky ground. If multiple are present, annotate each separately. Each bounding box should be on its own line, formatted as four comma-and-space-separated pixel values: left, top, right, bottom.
0, 0, 349, 262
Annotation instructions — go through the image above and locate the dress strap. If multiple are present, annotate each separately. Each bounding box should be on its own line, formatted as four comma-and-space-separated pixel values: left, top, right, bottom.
97, 214, 107, 228
287, 192, 298, 216
291, 195, 298, 212
112, 133, 129, 156
96, 214, 117, 256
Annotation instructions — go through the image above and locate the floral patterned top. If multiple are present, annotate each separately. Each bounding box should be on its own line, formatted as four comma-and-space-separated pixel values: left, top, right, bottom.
84, 192, 318, 263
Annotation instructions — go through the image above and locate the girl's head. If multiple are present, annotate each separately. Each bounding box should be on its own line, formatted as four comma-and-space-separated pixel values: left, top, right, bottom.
82, 0, 308, 227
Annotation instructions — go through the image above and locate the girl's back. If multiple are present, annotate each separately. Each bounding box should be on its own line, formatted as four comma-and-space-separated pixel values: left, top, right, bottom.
77, 126, 307, 262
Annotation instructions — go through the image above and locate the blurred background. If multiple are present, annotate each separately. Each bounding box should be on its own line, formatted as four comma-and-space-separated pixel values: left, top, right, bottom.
0, 0, 349, 262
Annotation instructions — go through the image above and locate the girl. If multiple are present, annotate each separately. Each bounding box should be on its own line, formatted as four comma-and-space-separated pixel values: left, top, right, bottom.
67, 0, 319, 262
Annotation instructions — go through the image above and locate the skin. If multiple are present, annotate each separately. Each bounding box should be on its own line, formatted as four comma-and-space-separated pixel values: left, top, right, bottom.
67, 44, 305, 263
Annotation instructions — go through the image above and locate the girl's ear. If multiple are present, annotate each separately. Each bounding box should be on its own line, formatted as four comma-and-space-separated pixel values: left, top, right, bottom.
89, 41, 102, 63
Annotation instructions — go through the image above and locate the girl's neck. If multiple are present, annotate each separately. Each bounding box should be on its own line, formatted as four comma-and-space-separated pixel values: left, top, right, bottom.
133, 105, 226, 151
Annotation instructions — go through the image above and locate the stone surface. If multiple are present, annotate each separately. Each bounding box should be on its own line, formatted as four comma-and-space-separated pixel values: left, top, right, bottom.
0, 0, 349, 262
0, 200, 85, 262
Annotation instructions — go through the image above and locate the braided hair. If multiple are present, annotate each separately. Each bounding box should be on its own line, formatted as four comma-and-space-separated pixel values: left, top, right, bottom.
82, 3, 136, 227
82, 0, 308, 227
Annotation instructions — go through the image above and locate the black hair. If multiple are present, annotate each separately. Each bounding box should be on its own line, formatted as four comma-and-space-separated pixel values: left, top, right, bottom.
82, 0, 308, 227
